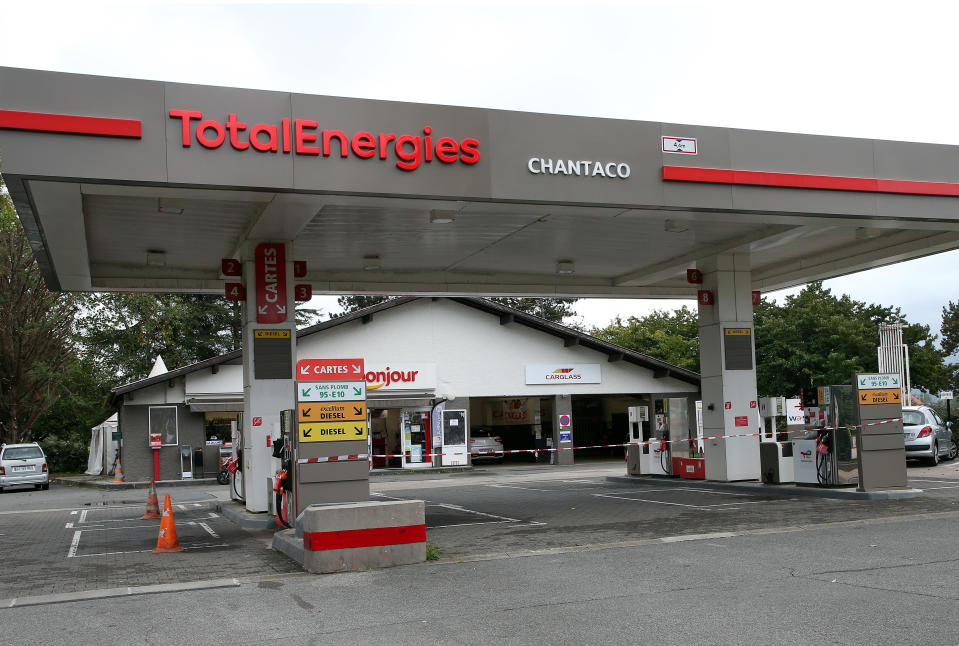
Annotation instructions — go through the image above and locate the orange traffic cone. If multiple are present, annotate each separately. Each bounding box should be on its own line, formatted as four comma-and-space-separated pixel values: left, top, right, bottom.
141, 481, 161, 519
112, 460, 125, 483
152, 494, 184, 553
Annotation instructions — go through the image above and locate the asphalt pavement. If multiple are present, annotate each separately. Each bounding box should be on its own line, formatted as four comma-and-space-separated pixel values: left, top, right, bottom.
3, 458, 959, 644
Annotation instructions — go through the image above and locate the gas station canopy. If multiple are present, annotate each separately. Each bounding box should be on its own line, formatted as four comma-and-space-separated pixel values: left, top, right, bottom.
2, 65, 959, 298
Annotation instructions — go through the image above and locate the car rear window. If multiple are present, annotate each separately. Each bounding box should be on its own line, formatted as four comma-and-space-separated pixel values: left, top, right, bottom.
902, 411, 925, 426
2, 446, 43, 460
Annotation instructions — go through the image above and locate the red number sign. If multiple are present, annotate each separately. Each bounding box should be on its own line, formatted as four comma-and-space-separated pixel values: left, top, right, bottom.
734, 416, 749, 427
255, 243, 287, 324
697, 289, 713, 305
224, 283, 245, 301
294, 284, 312, 301
752, 290, 761, 306
294, 261, 307, 278
296, 358, 365, 381
221, 258, 241, 276
686, 269, 703, 284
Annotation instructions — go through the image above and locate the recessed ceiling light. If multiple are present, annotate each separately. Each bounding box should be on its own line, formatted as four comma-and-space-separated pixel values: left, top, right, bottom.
430, 209, 456, 224
146, 250, 166, 267
556, 260, 575, 275
158, 198, 185, 215
363, 255, 381, 270
664, 219, 689, 233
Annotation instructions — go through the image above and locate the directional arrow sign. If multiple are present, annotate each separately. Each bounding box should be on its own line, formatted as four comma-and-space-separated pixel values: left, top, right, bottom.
299, 421, 368, 443
860, 389, 901, 405
857, 373, 901, 390
298, 401, 366, 422
296, 358, 365, 382
297, 381, 366, 402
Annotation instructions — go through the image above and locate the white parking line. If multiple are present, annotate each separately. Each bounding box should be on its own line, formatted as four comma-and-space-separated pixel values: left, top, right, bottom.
78, 510, 88, 524
67, 531, 81, 558
198, 522, 220, 538
486, 484, 556, 492
917, 485, 959, 490
592, 492, 772, 510
64, 522, 73, 529
71, 543, 229, 558
431, 503, 520, 522
593, 493, 704, 508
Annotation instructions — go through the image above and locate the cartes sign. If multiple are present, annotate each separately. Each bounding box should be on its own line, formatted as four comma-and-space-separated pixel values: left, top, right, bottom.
255, 242, 287, 324
299, 421, 368, 443
298, 402, 367, 423
297, 358, 365, 381
298, 381, 366, 402
149, 433, 162, 449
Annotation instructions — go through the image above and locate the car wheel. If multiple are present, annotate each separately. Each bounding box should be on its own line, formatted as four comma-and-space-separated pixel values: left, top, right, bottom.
41, 483, 49, 491
948, 442, 959, 461
34, 484, 42, 490
929, 443, 940, 466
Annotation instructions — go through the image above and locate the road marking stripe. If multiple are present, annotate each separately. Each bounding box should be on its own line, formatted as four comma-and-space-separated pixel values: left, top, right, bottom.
430, 503, 520, 523
198, 522, 220, 538
486, 484, 555, 492
1, 577, 241, 609
70, 543, 228, 558
67, 531, 81, 558
78, 510, 88, 524
65, 522, 73, 529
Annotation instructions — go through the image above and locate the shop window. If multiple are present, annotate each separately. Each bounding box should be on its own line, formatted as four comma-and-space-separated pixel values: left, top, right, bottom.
150, 406, 178, 446
204, 412, 237, 445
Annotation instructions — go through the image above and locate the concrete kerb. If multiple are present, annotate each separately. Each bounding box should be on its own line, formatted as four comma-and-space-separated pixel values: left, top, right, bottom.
214, 500, 278, 530
606, 475, 924, 500
54, 476, 220, 490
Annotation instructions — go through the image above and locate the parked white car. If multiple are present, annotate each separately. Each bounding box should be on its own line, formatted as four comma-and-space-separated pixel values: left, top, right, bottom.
902, 406, 957, 466
0, 443, 50, 492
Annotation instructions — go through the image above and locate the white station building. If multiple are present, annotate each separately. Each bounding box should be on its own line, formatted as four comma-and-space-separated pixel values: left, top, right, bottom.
108, 297, 700, 482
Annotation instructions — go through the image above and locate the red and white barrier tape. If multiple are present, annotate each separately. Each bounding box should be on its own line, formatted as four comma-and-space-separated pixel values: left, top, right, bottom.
356, 417, 904, 459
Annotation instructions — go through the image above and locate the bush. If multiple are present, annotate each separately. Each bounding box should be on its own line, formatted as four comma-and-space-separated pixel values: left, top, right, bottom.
39, 436, 89, 473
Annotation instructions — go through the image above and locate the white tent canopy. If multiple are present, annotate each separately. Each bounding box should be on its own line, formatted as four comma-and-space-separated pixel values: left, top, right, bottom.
86, 413, 118, 475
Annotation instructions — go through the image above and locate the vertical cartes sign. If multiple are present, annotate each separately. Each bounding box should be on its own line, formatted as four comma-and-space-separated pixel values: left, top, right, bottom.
255, 242, 287, 324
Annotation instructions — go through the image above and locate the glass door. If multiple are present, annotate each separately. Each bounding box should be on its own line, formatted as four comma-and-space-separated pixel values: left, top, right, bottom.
442, 410, 468, 466
401, 409, 432, 469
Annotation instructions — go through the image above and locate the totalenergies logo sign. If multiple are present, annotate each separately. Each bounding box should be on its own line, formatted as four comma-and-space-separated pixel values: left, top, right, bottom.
364, 364, 437, 391
169, 110, 480, 171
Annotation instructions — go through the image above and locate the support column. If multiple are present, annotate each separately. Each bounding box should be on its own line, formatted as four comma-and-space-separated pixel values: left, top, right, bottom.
698, 254, 761, 481
553, 395, 574, 466
241, 240, 296, 513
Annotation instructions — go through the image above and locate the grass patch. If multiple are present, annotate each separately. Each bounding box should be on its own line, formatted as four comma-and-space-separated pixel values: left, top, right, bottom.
426, 543, 440, 561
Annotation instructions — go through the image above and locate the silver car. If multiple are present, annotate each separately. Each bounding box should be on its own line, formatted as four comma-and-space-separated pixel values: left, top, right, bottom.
0, 443, 50, 492
902, 406, 957, 466
470, 431, 504, 463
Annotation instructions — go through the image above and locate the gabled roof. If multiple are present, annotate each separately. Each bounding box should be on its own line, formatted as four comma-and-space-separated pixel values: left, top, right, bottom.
109, 297, 700, 406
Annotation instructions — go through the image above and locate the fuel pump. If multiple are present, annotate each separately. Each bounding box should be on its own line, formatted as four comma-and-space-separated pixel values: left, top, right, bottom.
654, 407, 672, 475
793, 385, 858, 487
626, 405, 649, 476
758, 397, 794, 484
229, 417, 245, 503
274, 410, 294, 528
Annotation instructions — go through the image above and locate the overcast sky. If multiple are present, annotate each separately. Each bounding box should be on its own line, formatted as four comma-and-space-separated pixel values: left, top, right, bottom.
2, 1, 957, 336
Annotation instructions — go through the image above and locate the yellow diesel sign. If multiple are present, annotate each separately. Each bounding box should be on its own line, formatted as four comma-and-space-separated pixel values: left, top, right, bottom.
859, 389, 901, 405
254, 329, 291, 338
298, 402, 367, 423
724, 328, 751, 336
299, 421, 368, 443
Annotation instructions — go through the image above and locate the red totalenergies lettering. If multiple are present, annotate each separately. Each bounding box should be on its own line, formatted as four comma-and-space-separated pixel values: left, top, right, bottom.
366, 368, 420, 390
168, 110, 481, 172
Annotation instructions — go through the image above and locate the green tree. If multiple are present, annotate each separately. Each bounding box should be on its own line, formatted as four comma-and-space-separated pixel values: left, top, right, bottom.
335, 295, 393, 315
590, 306, 700, 372
754, 283, 947, 397
77, 293, 321, 381
0, 173, 78, 444
486, 297, 579, 323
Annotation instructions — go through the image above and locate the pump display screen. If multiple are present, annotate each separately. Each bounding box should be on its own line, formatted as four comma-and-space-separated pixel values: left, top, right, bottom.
723, 328, 753, 371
